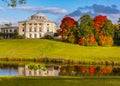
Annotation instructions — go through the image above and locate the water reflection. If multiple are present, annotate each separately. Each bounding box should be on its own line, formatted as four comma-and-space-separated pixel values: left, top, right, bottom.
0, 64, 120, 76
18, 65, 60, 76
0, 64, 18, 76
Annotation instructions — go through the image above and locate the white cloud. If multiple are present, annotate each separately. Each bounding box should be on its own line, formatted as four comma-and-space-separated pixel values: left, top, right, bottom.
10, 6, 69, 15
0, 18, 17, 25
66, 4, 120, 24
106, 14, 120, 23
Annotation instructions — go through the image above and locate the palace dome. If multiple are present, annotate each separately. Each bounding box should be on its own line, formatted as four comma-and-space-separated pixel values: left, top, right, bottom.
31, 13, 47, 21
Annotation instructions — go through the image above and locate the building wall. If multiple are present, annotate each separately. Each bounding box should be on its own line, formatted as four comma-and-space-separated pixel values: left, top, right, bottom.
18, 22, 25, 35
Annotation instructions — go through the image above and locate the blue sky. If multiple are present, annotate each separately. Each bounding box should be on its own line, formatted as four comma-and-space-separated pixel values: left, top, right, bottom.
0, 0, 120, 26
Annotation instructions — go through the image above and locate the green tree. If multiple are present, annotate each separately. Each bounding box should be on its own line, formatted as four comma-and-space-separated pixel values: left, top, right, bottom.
114, 18, 120, 45
2, 0, 26, 7
102, 20, 114, 37
67, 27, 81, 43
79, 14, 94, 38
101, 20, 114, 46
78, 14, 97, 46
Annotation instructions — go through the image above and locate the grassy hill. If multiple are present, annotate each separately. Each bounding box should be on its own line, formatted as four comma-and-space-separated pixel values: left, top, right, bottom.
0, 39, 120, 63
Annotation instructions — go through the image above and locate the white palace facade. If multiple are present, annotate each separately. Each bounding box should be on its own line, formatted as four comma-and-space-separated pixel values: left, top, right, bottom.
18, 13, 57, 38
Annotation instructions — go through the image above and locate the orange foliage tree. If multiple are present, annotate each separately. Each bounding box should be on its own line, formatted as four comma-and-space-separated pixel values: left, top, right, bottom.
93, 15, 114, 46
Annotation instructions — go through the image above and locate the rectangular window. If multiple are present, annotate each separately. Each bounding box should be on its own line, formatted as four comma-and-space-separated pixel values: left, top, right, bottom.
10, 29, 12, 32
39, 23, 42, 25
22, 28, 24, 32
29, 23, 32, 25
3, 29, 5, 33
30, 28, 32, 32
47, 28, 49, 32
6, 29, 8, 33
14, 30, 17, 32
34, 27, 37, 32
34, 23, 37, 25
39, 27, 42, 32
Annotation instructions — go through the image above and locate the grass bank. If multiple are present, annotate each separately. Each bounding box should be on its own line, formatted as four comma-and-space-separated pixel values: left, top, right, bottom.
0, 39, 120, 65
0, 76, 120, 86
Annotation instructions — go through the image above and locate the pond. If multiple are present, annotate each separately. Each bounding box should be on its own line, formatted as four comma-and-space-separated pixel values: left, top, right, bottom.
0, 63, 120, 76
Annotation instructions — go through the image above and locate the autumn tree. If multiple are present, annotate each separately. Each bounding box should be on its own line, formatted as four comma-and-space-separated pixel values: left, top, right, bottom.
59, 17, 78, 43
101, 20, 114, 46
89, 67, 96, 75
2, 0, 26, 7
78, 14, 97, 46
114, 18, 120, 45
93, 15, 114, 46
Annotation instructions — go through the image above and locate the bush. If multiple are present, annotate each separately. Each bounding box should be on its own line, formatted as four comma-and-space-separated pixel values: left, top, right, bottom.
0, 36, 3, 39
44, 35, 53, 39
54, 33, 59, 36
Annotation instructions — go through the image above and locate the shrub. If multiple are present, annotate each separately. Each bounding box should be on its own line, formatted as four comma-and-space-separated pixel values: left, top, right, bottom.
44, 35, 53, 39
54, 33, 59, 37
0, 36, 3, 39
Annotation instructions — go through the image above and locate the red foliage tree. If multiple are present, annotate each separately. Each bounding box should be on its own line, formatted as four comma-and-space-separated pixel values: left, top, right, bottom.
93, 15, 107, 32
59, 17, 77, 40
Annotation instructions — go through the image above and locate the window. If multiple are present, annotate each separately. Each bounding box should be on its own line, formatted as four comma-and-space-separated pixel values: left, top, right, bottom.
14, 30, 17, 32
22, 70, 25, 75
10, 29, 12, 32
22, 28, 24, 32
34, 23, 37, 25
29, 23, 32, 25
34, 28, 37, 32
29, 34, 32, 38
39, 34, 41, 38
3, 30, 5, 33
29, 28, 32, 32
39, 27, 42, 32
34, 34, 37, 38
29, 71, 31, 75
39, 23, 42, 25
34, 71, 37, 75
6, 29, 8, 33
47, 28, 49, 32
39, 70, 41, 75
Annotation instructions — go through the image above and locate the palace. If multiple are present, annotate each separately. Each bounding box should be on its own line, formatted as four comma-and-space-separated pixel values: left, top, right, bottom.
18, 13, 57, 38
0, 24, 18, 39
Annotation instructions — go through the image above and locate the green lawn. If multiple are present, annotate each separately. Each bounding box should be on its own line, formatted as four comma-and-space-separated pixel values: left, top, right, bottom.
0, 76, 120, 86
0, 39, 120, 63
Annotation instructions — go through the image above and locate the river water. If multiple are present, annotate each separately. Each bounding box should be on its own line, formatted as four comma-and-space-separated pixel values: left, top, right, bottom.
0, 63, 120, 76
